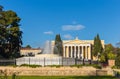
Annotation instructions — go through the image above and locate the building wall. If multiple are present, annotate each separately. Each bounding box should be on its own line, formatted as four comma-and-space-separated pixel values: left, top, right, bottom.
20, 48, 41, 56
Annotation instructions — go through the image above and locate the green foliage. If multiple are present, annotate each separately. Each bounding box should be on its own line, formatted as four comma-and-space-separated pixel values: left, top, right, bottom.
112, 65, 120, 69
100, 54, 106, 62
70, 65, 83, 68
0, 5, 22, 59
12, 73, 16, 79
92, 64, 102, 69
92, 34, 103, 57
25, 45, 31, 48
54, 34, 63, 56
20, 64, 42, 68
115, 49, 120, 68
46, 65, 61, 68
107, 52, 116, 59
103, 44, 116, 61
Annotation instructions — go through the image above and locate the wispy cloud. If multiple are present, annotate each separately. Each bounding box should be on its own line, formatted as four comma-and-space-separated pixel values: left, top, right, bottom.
63, 34, 73, 39
43, 31, 53, 35
62, 24, 85, 31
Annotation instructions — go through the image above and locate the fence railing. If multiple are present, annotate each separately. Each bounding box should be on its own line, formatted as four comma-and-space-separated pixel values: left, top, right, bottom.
0, 58, 98, 66
0, 59, 16, 66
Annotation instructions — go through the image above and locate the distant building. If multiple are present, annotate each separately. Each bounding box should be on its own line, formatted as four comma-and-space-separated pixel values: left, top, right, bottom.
20, 48, 42, 56
51, 37, 105, 60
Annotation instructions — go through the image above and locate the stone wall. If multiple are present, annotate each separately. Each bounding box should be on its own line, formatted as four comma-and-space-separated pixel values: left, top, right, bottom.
0, 66, 113, 76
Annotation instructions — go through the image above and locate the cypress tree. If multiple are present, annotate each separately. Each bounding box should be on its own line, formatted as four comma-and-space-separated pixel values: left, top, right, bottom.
93, 34, 103, 57
54, 34, 63, 56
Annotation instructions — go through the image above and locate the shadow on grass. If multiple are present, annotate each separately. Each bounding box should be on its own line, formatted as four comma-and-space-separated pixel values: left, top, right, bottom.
20, 76, 117, 79
69, 76, 117, 79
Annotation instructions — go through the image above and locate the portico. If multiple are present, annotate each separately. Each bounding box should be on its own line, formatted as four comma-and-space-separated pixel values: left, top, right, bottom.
63, 43, 91, 60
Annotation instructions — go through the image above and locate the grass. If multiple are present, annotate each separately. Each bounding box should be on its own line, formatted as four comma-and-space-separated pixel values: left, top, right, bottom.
13, 76, 117, 79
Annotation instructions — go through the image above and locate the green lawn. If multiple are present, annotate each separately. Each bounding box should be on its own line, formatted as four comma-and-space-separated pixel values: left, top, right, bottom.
15, 76, 117, 79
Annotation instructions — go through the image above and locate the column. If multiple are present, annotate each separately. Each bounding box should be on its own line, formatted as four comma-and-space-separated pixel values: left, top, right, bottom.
66, 46, 69, 58
71, 46, 72, 58
82, 46, 84, 59
88, 45, 91, 60
87, 46, 88, 59
74, 46, 76, 58
68, 46, 70, 57
78, 46, 80, 58
85, 46, 88, 59
80, 46, 81, 59
63, 46, 65, 57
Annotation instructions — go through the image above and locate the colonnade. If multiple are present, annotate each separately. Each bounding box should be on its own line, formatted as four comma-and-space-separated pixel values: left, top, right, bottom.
63, 44, 91, 60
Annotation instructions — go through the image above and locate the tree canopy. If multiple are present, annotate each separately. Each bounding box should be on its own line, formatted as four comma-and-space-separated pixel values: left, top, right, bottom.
0, 6, 22, 59
25, 45, 31, 48
54, 34, 63, 56
100, 44, 116, 62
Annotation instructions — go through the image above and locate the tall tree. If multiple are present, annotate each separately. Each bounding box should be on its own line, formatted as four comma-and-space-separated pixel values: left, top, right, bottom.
54, 34, 63, 56
0, 5, 22, 59
115, 47, 120, 68
92, 34, 103, 57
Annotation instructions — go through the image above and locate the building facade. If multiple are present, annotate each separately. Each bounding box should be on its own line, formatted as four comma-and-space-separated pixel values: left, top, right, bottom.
20, 48, 41, 56
52, 37, 104, 60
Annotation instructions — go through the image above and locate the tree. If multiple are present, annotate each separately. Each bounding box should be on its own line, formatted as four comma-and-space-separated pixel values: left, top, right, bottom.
25, 45, 31, 48
115, 47, 120, 68
92, 34, 103, 57
54, 34, 63, 56
0, 5, 22, 59
101, 44, 116, 63
0, 5, 3, 12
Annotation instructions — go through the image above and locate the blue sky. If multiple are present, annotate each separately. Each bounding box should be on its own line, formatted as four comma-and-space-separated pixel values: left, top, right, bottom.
0, 0, 120, 48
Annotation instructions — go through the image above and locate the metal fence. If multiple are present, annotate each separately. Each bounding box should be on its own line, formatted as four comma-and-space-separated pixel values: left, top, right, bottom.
16, 57, 94, 66
0, 59, 16, 66
0, 57, 97, 66
16, 57, 74, 66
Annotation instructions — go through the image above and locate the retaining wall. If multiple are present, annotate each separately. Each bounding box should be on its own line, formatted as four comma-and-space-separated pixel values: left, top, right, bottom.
0, 66, 114, 76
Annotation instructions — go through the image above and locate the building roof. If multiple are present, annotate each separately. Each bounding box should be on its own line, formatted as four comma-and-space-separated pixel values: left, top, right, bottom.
20, 48, 41, 50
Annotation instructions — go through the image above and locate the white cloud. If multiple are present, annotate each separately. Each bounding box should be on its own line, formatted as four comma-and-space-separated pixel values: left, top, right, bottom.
63, 34, 73, 39
62, 24, 85, 31
43, 31, 53, 35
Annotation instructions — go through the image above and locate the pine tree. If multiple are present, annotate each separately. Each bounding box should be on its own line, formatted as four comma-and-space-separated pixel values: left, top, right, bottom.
0, 5, 22, 59
54, 34, 63, 56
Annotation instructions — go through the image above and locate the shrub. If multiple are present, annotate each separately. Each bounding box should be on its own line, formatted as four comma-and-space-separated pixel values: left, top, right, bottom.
46, 65, 61, 68
70, 65, 82, 68
92, 64, 102, 69
20, 64, 42, 68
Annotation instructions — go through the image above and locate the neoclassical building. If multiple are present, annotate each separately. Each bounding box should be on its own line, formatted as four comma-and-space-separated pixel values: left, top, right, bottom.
51, 37, 104, 60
